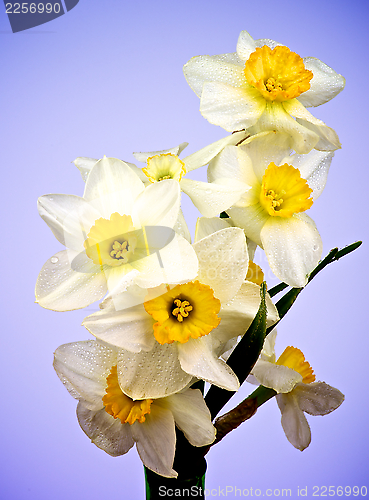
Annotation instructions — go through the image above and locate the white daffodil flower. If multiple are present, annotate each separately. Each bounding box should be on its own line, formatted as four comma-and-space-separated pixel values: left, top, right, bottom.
74, 132, 250, 221
82, 227, 279, 398
251, 331, 344, 451
53, 340, 216, 478
183, 30, 345, 154
132, 134, 251, 219
208, 131, 334, 287
36, 157, 198, 311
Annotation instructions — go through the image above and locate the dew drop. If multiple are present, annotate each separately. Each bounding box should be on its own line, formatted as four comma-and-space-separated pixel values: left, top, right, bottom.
50, 257, 59, 264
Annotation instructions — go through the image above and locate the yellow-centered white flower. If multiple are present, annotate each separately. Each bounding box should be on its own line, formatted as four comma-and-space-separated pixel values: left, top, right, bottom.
183, 30, 345, 154
53, 340, 216, 478
36, 157, 198, 311
82, 227, 279, 398
132, 135, 250, 219
208, 131, 334, 287
250, 331, 344, 450
74, 133, 251, 223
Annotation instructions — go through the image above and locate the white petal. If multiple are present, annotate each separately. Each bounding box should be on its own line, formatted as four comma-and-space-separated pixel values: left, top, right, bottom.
117, 343, 193, 400
133, 233, 198, 288
73, 157, 98, 182
260, 329, 277, 363
298, 57, 345, 108
193, 227, 248, 303
208, 144, 256, 186
255, 38, 283, 50
158, 389, 216, 447
173, 208, 191, 243
105, 266, 141, 298
194, 216, 232, 242
283, 99, 327, 127
182, 131, 248, 172
37, 194, 100, 250
246, 238, 257, 261
131, 406, 177, 478
178, 337, 239, 391
133, 142, 189, 163
53, 340, 117, 409
126, 162, 150, 183
238, 131, 292, 183
135, 179, 180, 228
83, 303, 155, 353
104, 284, 148, 311
248, 102, 319, 154
84, 157, 145, 218
77, 403, 135, 456
276, 393, 311, 450
295, 117, 341, 151
220, 282, 279, 341
200, 82, 266, 132
293, 382, 344, 416
252, 360, 302, 393
35, 250, 107, 311
287, 150, 334, 201
236, 31, 257, 61
227, 204, 268, 247
180, 177, 249, 218
284, 99, 341, 151
183, 54, 245, 97
261, 213, 322, 287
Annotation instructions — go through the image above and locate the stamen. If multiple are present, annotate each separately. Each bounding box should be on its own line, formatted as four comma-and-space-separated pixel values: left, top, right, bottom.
172, 298, 193, 322
84, 213, 137, 266
144, 281, 220, 344
260, 163, 313, 218
110, 240, 130, 261
244, 45, 313, 102
265, 77, 283, 92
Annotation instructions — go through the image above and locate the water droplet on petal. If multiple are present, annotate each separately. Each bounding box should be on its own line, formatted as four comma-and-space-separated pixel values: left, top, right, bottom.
50, 257, 59, 264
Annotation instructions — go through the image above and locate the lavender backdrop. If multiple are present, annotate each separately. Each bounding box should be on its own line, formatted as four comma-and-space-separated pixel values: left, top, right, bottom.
1, 0, 368, 498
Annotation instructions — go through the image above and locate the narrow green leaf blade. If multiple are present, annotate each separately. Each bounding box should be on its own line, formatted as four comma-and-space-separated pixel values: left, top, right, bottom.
205, 282, 267, 419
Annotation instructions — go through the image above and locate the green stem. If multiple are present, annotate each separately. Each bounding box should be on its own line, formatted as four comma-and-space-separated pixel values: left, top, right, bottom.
246, 385, 277, 407
206, 241, 362, 419
205, 283, 267, 419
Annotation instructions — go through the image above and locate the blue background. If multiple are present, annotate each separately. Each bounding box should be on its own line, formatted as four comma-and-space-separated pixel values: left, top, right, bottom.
1, 0, 368, 498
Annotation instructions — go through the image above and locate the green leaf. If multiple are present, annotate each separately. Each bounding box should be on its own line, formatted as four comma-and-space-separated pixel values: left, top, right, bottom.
205, 241, 362, 419
266, 241, 362, 336
268, 282, 288, 298
205, 282, 267, 419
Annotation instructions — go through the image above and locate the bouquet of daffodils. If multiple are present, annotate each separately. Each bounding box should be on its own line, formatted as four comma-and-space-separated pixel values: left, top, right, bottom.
36, 30, 360, 498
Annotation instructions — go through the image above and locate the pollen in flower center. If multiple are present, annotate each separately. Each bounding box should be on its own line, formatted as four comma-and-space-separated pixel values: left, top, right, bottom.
84, 213, 137, 266
244, 45, 313, 102
277, 346, 316, 384
103, 365, 153, 424
172, 298, 193, 322
144, 281, 221, 344
259, 162, 313, 218
110, 240, 130, 260
265, 77, 283, 93
143, 153, 186, 183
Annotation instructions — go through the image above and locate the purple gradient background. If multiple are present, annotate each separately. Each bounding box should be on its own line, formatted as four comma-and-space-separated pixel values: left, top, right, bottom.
1, 1, 368, 498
